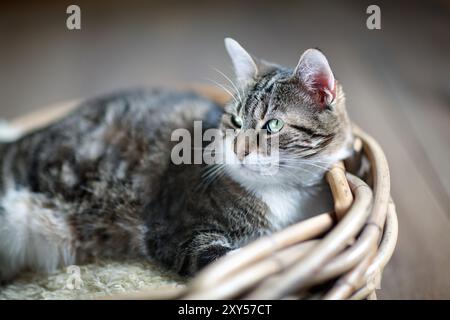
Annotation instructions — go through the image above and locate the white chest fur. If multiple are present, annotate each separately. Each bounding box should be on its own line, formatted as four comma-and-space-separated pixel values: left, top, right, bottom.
255, 184, 334, 230
255, 188, 302, 229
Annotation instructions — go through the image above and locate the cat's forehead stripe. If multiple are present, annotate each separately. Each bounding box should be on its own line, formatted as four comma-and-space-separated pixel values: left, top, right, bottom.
244, 71, 285, 119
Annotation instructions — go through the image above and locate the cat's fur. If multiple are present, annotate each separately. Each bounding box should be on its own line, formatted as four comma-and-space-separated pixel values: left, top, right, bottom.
0, 38, 353, 280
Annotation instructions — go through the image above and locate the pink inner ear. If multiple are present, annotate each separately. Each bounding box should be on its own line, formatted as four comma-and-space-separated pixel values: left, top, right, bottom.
314, 72, 336, 105
296, 49, 336, 107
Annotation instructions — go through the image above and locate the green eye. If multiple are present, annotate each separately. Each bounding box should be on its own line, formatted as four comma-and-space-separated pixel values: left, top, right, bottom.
266, 119, 284, 133
231, 115, 243, 128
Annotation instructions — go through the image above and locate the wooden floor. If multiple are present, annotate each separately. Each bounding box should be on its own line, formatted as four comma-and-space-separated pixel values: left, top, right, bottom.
1, 0, 449, 299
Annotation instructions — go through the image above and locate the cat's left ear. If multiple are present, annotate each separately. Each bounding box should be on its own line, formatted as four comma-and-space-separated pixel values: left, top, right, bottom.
225, 38, 258, 86
294, 49, 336, 107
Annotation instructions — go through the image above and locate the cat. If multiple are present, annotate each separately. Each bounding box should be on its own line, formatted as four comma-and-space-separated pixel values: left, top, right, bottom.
0, 38, 353, 281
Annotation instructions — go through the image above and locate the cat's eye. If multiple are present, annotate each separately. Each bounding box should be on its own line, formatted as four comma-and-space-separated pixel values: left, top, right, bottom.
231, 115, 243, 128
266, 119, 284, 133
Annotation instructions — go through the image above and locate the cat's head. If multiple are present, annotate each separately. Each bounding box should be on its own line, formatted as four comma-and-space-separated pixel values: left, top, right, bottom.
218, 38, 353, 189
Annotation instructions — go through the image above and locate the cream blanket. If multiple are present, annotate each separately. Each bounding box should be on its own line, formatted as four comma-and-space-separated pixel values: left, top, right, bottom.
0, 119, 182, 299
0, 259, 182, 300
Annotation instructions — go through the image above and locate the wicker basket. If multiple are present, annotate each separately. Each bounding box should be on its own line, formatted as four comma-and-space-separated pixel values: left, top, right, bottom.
10, 87, 398, 300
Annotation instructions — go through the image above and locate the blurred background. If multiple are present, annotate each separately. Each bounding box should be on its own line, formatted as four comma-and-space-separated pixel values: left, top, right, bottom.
1, 0, 449, 299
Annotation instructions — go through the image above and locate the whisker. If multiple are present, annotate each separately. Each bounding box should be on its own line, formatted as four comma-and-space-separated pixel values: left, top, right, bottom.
212, 67, 243, 103
280, 158, 331, 171
204, 78, 239, 104
199, 164, 226, 192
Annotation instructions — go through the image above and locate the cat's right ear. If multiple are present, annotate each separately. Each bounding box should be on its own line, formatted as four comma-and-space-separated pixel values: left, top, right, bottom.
224, 38, 258, 86
294, 48, 336, 107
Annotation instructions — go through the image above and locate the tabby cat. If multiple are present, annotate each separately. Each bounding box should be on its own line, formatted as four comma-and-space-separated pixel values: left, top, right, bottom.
0, 38, 353, 280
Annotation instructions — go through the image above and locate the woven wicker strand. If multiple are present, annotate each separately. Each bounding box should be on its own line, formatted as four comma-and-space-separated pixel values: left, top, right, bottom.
348, 200, 398, 300
322, 126, 394, 300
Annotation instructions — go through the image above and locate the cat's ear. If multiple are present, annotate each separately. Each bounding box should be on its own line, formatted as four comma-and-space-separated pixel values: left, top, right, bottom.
294, 49, 336, 106
224, 38, 258, 85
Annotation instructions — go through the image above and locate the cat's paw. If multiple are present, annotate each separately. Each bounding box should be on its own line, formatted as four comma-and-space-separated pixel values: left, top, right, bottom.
196, 245, 230, 270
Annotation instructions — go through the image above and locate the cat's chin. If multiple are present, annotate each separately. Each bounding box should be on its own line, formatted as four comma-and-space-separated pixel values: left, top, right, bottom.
225, 164, 297, 191
240, 163, 277, 175
227, 163, 269, 178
